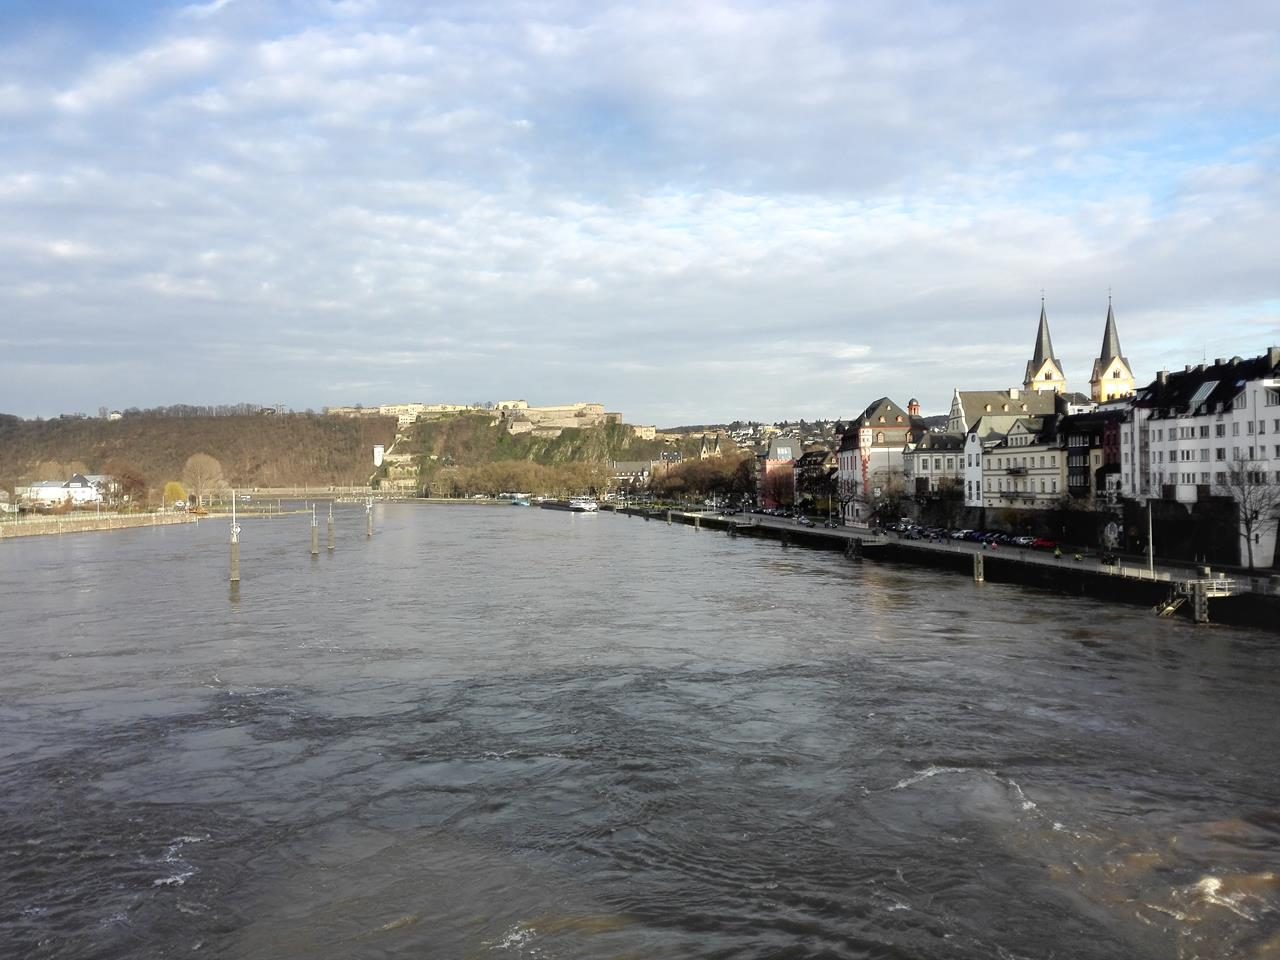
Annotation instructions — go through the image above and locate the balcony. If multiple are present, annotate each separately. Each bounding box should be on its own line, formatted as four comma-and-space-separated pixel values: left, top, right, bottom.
1005, 466, 1027, 475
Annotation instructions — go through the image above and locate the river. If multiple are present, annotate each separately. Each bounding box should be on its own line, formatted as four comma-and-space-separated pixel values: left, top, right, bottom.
2, 503, 1278, 959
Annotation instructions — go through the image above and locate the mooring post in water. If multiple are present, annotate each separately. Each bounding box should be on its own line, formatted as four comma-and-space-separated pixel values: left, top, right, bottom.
845, 537, 862, 560
310, 504, 319, 557
366, 496, 373, 538
1192, 582, 1210, 623
694, 515, 700, 531
666, 510, 672, 525
327, 502, 335, 552
973, 552, 984, 582
229, 492, 241, 583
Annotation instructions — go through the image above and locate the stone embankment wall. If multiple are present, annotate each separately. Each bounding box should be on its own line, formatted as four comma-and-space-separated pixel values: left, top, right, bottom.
0, 513, 196, 539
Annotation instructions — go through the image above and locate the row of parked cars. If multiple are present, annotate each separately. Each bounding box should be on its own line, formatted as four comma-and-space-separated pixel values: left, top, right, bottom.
882, 520, 1059, 550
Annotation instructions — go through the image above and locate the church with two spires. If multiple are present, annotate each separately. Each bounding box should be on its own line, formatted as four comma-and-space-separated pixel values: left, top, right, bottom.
1022, 298, 1136, 403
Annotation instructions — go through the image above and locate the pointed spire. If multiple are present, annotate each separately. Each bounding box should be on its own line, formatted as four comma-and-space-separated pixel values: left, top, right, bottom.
1099, 297, 1122, 362
1032, 301, 1056, 366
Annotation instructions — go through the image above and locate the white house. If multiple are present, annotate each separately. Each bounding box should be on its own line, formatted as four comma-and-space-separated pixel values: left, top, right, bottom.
16, 474, 104, 508
1119, 346, 1280, 565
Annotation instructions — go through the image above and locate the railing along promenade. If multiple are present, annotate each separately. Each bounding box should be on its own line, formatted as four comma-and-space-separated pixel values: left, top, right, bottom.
604, 506, 1279, 624
0, 512, 198, 539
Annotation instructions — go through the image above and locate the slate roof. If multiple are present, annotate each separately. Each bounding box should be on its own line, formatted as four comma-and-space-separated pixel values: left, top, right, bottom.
1031, 303, 1057, 367
951, 390, 1055, 431
1025, 303, 1063, 384
911, 432, 966, 452
1135, 349, 1280, 419
764, 436, 800, 461
966, 414, 1025, 443
1090, 300, 1131, 380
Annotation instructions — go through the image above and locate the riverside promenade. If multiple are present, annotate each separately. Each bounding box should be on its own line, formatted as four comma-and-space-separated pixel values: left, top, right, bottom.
0, 512, 197, 539
609, 506, 1280, 628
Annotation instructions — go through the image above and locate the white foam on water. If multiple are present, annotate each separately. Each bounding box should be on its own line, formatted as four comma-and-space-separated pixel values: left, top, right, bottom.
151, 834, 207, 888
485, 922, 536, 951
1194, 876, 1257, 921
891, 765, 974, 790
153, 870, 194, 887
1001, 776, 1037, 811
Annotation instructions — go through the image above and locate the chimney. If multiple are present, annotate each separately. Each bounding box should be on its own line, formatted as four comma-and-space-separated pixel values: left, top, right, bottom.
1214, 358, 1225, 366
1009, 387, 1020, 400
1184, 364, 1192, 373
1269, 346, 1280, 368
1157, 369, 1169, 385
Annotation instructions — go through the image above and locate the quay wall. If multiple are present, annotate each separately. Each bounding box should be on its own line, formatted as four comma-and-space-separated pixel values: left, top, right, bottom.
612, 508, 1279, 632
0, 513, 197, 540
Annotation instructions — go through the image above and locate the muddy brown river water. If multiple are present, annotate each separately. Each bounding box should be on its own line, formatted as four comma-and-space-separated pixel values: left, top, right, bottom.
2, 503, 1278, 958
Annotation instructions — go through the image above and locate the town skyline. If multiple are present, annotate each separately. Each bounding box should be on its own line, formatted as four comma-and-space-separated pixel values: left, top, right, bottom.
2, 1, 1277, 423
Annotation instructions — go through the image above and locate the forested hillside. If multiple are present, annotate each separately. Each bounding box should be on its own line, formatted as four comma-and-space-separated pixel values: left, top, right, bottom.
408, 413, 732, 497
0, 413, 396, 493
411, 413, 703, 466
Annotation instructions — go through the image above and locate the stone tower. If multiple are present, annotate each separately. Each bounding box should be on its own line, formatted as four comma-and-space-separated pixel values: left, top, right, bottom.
1024, 300, 1067, 394
1090, 298, 1135, 402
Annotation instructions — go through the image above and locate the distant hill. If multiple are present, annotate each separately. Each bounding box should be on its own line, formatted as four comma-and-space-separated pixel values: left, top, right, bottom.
0, 413, 396, 493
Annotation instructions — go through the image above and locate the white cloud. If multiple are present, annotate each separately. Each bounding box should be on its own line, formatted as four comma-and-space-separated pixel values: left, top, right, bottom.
0, 0, 1277, 421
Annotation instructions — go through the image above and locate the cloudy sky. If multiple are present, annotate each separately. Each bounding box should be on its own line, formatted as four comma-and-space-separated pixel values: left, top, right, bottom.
2, 0, 1277, 424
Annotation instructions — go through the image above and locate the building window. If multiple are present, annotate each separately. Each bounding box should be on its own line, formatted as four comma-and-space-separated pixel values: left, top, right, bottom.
1216, 448, 1226, 460
1199, 425, 1210, 438
1051, 479, 1057, 493
1217, 423, 1226, 437
1200, 472, 1210, 484
1232, 423, 1240, 436
1248, 422, 1255, 435
1200, 448, 1209, 461
876, 432, 884, 443
1233, 393, 1247, 410
1215, 472, 1226, 486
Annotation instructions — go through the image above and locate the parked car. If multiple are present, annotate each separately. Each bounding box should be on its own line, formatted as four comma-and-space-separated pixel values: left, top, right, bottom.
797, 516, 815, 527
1032, 538, 1058, 549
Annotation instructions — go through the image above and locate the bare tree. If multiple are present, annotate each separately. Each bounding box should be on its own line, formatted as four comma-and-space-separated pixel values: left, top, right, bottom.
182, 453, 225, 508
1216, 457, 1280, 568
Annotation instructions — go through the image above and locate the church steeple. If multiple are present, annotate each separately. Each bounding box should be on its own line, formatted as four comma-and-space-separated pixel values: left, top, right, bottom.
1024, 297, 1067, 394
1098, 298, 1122, 363
1090, 295, 1135, 402
1032, 301, 1056, 367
